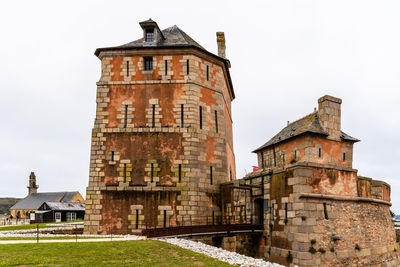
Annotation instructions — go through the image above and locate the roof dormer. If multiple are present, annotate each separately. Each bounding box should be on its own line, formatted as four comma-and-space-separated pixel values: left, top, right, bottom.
139, 18, 165, 44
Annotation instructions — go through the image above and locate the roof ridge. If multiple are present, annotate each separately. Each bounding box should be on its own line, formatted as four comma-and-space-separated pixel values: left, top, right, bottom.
287, 111, 318, 128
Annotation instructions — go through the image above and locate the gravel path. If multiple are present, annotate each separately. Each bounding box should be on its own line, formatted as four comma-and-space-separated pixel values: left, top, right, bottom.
159, 237, 284, 267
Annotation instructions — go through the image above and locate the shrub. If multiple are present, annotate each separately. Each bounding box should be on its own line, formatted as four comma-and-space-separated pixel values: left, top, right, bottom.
310, 239, 316, 245
330, 247, 335, 252
355, 244, 361, 251
309, 247, 317, 254
318, 248, 326, 254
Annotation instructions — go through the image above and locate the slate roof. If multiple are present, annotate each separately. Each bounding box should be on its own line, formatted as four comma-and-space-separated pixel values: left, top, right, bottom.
9, 192, 80, 210
95, 25, 206, 56
119, 25, 206, 50
253, 112, 359, 153
41, 201, 85, 211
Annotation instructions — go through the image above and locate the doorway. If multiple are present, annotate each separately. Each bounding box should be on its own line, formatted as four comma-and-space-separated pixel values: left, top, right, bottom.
254, 198, 264, 224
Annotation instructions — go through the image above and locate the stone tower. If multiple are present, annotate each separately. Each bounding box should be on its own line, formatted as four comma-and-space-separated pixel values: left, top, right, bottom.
27, 171, 38, 195
84, 19, 236, 235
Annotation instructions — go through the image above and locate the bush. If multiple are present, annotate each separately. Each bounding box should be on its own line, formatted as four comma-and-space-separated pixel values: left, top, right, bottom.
355, 244, 361, 251
309, 247, 317, 254
310, 239, 316, 245
330, 247, 335, 252
318, 248, 326, 254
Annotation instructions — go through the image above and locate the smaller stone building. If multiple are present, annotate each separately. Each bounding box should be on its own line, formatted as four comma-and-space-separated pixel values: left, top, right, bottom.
221, 95, 399, 266
9, 172, 84, 220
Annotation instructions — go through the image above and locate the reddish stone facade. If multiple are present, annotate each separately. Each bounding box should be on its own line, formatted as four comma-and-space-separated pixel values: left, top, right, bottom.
84, 20, 236, 234
222, 95, 399, 266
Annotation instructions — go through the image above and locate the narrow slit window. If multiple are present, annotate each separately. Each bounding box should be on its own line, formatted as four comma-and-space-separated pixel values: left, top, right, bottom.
210, 166, 213, 185
212, 210, 215, 225
126, 61, 129, 77
181, 104, 184, 127
152, 104, 155, 128
206, 65, 209, 81
123, 164, 127, 183
343, 152, 346, 161
282, 153, 285, 164
111, 151, 115, 162
164, 60, 168, 76
135, 209, 139, 229
318, 148, 322, 158
294, 150, 297, 160
163, 210, 167, 228
229, 168, 232, 181
151, 163, 154, 183
199, 106, 203, 129
178, 164, 182, 183
124, 105, 128, 128
214, 110, 218, 133
323, 203, 328, 219
186, 59, 189, 75
285, 203, 288, 219
144, 57, 153, 71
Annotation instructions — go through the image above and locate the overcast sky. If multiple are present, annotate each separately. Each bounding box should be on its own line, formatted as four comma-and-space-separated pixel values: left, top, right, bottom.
1, 1, 399, 212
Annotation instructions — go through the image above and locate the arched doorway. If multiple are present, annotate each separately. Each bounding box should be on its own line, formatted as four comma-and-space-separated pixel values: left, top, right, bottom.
254, 198, 264, 224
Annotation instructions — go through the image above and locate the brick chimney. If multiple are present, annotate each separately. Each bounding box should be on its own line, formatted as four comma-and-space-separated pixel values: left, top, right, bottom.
27, 171, 38, 195
216, 32, 226, 58
318, 95, 342, 141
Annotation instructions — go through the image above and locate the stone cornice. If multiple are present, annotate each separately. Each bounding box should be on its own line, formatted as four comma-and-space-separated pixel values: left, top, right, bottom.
299, 193, 392, 206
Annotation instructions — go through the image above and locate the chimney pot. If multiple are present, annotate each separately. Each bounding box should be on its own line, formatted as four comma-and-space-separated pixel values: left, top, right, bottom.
216, 32, 226, 58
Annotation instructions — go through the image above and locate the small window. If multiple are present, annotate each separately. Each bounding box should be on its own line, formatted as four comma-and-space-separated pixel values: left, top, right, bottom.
152, 104, 155, 128
126, 61, 129, 77
186, 60, 189, 75
210, 166, 213, 185
123, 164, 127, 183
199, 106, 203, 129
343, 152, 346, 161
178, 164, 182, 183
180, 104, 184, 127
151, 163, 154, 182
318, 148, 322, 158
145, 28, 154, 42
124, 105, 128, 128
135, 210, 139, 229
164, 60, 168, 76
144, 57, 153, 71
206, 65, 209, 80
214, 110, 218, 133
323, 203, 329, 219
111, 151, 115, 162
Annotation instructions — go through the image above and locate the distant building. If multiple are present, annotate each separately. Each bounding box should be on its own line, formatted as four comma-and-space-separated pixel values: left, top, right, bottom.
9, 172, 84, 220
35, 201, 85, 223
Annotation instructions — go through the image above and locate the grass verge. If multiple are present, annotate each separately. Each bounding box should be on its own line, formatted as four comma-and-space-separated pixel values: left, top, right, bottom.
0, 220, 83, 232
0, 240, 231, 266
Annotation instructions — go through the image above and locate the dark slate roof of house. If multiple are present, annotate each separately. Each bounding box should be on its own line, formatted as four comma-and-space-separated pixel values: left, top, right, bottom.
118, 25, 206, 50
253, 112, 359, 153
9, 192, 80, 210
42, 202, 85, 211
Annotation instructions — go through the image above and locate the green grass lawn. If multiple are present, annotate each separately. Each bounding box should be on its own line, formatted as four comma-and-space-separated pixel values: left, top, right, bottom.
0, 236, 109, 240
0, 220, 83, 232
0, 240, 232, 266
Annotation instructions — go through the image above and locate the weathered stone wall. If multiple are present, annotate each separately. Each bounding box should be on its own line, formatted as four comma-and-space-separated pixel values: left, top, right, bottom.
84, 50, 236, 234
222, 164, 399, 266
